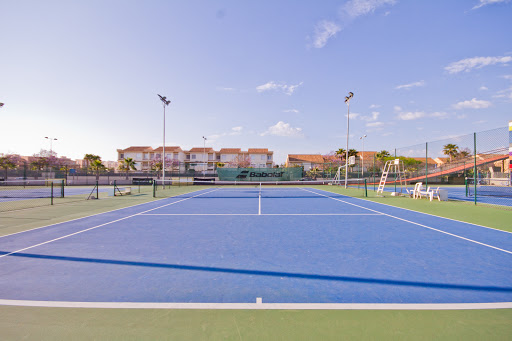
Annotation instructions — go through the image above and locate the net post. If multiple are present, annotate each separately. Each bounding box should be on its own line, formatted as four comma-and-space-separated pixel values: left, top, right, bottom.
96, 180, 99, 199
364, 179, 367, 197
152, 180, 156, 198
465, 177, 468, 197
51, 182, 54, 205
473, 132, 477, 205
61, 179, 64, 198
113, 180, 117, 196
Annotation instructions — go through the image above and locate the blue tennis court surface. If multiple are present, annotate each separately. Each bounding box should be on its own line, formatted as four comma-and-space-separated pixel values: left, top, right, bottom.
1, 187, 511, 305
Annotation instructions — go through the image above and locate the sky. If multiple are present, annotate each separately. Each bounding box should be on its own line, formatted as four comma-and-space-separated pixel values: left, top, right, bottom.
0, 0, 511, 164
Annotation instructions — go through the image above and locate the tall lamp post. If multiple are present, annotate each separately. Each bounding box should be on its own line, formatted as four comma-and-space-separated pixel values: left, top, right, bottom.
344, 92, 354, 188
45, 136, 58, 155
158, 94, 171, 185
360, 134, 367, 178
202, 136, 208, 176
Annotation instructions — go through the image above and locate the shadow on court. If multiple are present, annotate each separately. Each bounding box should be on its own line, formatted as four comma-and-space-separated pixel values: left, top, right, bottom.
2, 250, 512, 293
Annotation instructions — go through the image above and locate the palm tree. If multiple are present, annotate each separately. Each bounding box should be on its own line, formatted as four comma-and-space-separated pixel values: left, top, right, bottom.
89, 159, 106, 180
83, 154, 100, 170
335, 148, 346, 163
442, 144, 459, 162
119, 157, 137, 180
376, 150, 390, 160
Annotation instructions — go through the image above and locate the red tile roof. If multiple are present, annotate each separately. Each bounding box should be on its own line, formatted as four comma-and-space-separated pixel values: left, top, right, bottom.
118, 146, 153, 152
188, 147, 215, 153
248, 148, 271, 154
219, 148, 242, 154
152, 146, 183, 152
287, 154, 325, 163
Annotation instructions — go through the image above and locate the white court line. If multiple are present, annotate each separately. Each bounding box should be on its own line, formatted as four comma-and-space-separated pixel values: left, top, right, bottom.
0, 188, 220, 260
0, 186, 214, 239
139, 213, 382, 216
301, 188, 512, 255
0, 299, 511, 310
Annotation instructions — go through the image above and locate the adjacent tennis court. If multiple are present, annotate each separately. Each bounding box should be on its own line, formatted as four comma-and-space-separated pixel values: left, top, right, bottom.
1, 185, 511, 307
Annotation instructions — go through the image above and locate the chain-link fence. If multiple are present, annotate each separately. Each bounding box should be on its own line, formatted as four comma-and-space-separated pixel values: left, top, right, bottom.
371, 126, 511, 209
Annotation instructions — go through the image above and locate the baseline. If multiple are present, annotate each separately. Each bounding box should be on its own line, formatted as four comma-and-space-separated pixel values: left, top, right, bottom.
0, 299, 511, 310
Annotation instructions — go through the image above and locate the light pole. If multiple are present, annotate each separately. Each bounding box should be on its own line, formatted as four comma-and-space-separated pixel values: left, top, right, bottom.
360, 134, 367, 178
202, 136, 207, 176
158, 94, 171, 185
45, 137, 58, 155
344, 91, 354, 188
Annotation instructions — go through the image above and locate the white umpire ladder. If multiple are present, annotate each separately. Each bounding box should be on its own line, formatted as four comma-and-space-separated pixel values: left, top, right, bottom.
377, 159, 407, 194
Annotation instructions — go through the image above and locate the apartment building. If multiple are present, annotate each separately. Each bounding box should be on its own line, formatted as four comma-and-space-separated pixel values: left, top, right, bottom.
116, 146, 274, 172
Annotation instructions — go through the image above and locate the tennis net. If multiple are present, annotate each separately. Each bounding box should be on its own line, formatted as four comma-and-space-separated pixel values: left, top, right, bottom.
466, 178, 512, 197
152, 178, 368, 198
0, 179, 65, 199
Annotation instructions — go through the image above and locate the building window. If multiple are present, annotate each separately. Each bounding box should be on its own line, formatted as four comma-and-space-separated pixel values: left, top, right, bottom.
173, 154, 178, 160
191, 154, 196, 160
267, 155, 272, 160
136, 153, 142, 159
120, 153, 124, 159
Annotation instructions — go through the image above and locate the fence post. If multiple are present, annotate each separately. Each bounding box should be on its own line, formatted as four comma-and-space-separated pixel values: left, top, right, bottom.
474, 132, 477, 205
425, 142, 428, 188
96, 180, 99, 199
394, 149, 397, 192
61, 179, 64, 198
51, 182, 54, 205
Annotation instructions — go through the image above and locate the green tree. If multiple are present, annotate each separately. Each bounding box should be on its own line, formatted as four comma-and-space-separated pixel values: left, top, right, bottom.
335, 148, 346, 163
89, 159, 107, 180
119, 157, 137, 179
376, 150, 391, 160
83, 154, 101, 169
0, 154, 18, 180
442, 144, 459, 162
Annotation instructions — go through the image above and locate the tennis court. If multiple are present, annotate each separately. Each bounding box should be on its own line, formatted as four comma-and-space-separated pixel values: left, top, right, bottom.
1, 184, 511, 308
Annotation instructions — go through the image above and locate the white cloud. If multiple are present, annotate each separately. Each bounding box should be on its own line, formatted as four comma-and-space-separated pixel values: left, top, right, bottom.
216, 86, 235, 91
342, 0, 397, 18
430, 112, 449, 119
207, 126, 244, 142
502, 75, 512, 80
397, 111, 425, 120
312, 20, 341, 48
453, 98, 492, 109
366, 121, 384, 127
369, 104, 381, 109
445, 56, 512, 74
260, 121, 304, 137
283, 109, 300, 113
494, 86, 512, 99
479, 86, 488, 90
360, 111, 380, 121
256, 81, 303, 95
395, 80, 425, 90
472, 0, 509, 10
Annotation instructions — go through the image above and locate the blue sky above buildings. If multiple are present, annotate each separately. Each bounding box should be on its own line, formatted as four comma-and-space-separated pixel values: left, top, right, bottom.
0, 0, 511, 163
